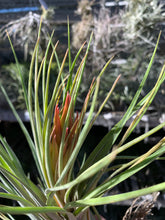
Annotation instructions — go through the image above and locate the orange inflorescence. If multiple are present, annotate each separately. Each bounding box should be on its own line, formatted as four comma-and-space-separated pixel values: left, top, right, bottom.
50, 92, 79, 181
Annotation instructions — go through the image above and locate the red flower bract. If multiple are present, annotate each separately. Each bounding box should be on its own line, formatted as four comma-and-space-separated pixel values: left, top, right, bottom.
49, 92, 79, 181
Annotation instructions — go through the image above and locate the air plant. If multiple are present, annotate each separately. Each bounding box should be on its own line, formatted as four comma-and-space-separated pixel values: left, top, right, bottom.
0, 21, 165, 220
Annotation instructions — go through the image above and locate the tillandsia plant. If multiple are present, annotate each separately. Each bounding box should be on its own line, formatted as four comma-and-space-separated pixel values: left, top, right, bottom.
1, 20, 165, 220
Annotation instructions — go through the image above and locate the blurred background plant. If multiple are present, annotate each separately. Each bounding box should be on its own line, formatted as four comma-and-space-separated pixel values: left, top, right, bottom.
0, 63, 29, 109
123, 0, 165, 41
72, 0, 165, 111
0, 61, 62, 110
0, 0, 55, 61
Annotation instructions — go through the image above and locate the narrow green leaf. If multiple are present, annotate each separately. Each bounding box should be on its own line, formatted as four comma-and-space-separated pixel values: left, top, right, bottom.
0, 192, 34, 206
27, 38, 45, 182
42, 31, 55, 111
35, 57, 45, 158
117, 63, 165, 147
67, 182, 165, 207
0, 136, 25, 178
0, 206, 65, 215
71, 32, 93, 102
0, 85, 40, 174
91, 74, 121, 128
44, 41, 59, 115
6, 31, 29, 110
65, 41, 86, 96
68, 17, 72, 71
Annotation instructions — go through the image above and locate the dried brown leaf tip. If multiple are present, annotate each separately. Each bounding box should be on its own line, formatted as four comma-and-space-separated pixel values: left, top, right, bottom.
123, 192, 159, 220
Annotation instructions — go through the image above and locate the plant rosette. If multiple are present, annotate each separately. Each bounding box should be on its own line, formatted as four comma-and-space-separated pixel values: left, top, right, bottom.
0, 21, 165, 220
